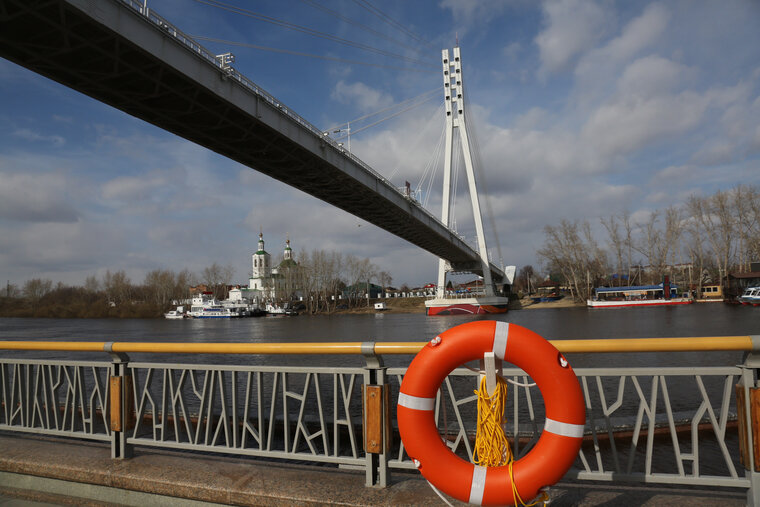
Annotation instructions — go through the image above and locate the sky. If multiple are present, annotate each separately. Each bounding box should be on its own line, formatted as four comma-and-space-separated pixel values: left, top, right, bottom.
1, 0, 759, 289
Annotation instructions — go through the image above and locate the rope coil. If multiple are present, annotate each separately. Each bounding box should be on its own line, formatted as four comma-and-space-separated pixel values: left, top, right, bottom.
473, 376, 549, 507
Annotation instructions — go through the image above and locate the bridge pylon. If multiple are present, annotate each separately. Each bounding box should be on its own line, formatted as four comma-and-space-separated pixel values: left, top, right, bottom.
427, 47, 509, 316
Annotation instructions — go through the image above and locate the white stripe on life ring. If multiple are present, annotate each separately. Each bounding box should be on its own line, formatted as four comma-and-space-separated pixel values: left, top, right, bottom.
468, 464, 487, 505
493, 321, 509, 360
398, 392, 435, 411
544, 418, 585, 438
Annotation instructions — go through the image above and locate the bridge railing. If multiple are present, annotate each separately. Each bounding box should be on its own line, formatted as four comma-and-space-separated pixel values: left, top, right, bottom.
2, 337, 758, 503
116, 0, 458, 246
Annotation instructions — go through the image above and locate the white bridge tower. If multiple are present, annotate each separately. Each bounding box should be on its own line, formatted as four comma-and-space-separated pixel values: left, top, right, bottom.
436, 47, 495, 299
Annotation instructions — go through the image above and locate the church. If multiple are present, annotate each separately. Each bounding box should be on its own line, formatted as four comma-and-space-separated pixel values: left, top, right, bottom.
247, 232, 299, 300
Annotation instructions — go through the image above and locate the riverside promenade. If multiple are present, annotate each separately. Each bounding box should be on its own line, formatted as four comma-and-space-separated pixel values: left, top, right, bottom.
0, 434, 746, 506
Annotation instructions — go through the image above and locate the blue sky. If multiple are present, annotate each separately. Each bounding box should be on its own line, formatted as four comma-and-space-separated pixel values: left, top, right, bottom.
1, 0, 759, 289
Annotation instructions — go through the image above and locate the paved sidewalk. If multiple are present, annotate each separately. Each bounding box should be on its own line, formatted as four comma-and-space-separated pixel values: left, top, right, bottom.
0, 434, 748, 506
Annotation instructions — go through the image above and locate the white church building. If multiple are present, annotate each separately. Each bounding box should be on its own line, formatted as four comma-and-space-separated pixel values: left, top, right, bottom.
230, 232, 298, 303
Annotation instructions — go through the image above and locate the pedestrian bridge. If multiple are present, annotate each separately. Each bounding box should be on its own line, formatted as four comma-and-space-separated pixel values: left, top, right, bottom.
0, 0, 505, 282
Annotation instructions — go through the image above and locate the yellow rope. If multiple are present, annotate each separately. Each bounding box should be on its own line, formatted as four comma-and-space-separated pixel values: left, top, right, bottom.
473, 376, 549, 507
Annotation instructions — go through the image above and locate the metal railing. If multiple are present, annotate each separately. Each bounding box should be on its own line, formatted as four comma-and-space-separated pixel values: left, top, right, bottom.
1, 336, 759, 503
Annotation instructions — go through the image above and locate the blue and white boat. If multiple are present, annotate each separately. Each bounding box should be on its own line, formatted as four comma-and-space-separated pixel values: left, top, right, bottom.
587, 282, 692, 308
739, 286, 760, 306
189, 293, 246, 318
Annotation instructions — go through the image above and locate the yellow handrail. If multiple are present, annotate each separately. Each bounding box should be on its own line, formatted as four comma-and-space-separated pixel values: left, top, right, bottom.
0, 336, 754, 355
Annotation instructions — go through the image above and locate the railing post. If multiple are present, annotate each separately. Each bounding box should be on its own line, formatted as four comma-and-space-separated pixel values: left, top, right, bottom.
739, 336, 760, 507
362, 342, 390, 488
107, 343, 134, 459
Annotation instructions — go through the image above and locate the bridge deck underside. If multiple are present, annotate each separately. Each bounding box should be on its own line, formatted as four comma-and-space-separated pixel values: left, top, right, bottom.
0, 0, 503, 280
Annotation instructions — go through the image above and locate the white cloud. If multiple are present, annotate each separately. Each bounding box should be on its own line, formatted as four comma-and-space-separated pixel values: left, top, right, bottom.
330, 81, 394, 114
12, 128, 65, 147
535, 0, 611, 76
439, 0, 512, 38
101, 175, 166, 202
0, 171, 79, 223
617, 56, 694, 98
573, 3, 671, 102
581, 91, 708, 159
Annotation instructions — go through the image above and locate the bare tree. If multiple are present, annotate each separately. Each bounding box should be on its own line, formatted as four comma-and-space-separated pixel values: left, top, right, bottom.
687, 192, 734, 285
103, 270, 131, 305
601, 216, 625, 284
22, 278, 53, 302
733, 185, 760, 271
144, 269, 176, 307
378, 271, 392, 296
84, 275, 100, 294
202, 263, 234, 299
536, 220, 607, 302
5, 282, 21, 298
517, 265, 536, 294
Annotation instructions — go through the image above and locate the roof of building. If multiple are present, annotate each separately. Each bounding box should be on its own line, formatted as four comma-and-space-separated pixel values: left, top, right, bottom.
729, 271, 760, 279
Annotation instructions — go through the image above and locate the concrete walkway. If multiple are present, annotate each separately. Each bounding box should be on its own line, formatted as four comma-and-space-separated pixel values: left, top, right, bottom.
0, 434, 747, 506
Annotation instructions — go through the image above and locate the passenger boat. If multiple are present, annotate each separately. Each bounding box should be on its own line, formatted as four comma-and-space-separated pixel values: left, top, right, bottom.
189, 293, 245, 318
587, 283, 692, 308
739, 286, 760, 306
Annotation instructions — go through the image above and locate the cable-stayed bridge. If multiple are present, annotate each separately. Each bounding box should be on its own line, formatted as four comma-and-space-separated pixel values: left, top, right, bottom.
0, 0, 505, 284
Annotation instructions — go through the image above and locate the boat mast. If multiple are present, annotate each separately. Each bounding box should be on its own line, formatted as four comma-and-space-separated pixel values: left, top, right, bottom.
436, 46, 494, 298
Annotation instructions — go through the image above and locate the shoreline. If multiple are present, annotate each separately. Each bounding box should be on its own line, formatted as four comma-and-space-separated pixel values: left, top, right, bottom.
0, 295, 586, 319
330, 295, 586, 315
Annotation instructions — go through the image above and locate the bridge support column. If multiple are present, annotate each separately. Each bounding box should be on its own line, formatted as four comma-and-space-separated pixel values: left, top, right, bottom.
738, 336, 760, 506
362, 342, 390, 488
107, 347, 134, 460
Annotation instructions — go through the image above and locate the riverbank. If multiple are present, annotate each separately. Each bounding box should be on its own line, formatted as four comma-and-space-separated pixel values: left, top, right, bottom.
0, 295, 586, 319
331, 295, 586, 314
515, 296, 585, 310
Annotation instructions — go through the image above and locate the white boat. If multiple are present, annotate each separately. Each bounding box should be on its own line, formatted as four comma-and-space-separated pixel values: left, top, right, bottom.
374, 302, 387, 311
189, 293, 244, 318
739, 286, 760, 306
587, 283, 692, 308
164, 306, 186, 319
265, 303, 297, 316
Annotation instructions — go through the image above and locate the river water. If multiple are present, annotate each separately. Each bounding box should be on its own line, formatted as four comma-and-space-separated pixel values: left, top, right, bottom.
1, 305, 755, 477
0, 303, 756, 368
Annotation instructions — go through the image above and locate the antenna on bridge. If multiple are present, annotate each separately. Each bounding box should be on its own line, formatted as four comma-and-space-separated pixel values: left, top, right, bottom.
435, 47, 495, 300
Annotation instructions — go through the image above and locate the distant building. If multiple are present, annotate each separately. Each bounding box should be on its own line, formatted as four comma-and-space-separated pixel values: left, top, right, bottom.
247, 232, 300, 301
189, 284, 209, 295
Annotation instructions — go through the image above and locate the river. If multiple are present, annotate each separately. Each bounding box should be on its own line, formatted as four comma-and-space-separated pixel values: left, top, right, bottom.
0, 303, 756, 368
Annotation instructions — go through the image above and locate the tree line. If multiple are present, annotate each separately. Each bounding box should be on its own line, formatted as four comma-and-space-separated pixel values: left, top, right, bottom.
1, 250, 394, 317
532, 184, 760, 302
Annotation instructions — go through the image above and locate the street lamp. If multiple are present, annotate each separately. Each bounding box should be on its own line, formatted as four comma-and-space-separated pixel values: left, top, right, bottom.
333, 121, 351, 153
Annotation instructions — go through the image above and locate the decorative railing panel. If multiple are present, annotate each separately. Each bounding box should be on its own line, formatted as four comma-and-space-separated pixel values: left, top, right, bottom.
126, 363, 366, 467
0, 359, 112, 441
386, 365, 747, 488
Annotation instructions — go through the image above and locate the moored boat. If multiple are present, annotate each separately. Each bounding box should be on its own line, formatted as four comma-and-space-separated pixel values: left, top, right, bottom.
587, 283, 692, 308
164, 306, 186, 319
739, 286, 760, 306
265, 303, 298, 316
189, 293, 244, 318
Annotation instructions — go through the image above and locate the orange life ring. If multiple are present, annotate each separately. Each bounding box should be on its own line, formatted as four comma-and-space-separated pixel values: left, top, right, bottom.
397, 321, 585, 506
